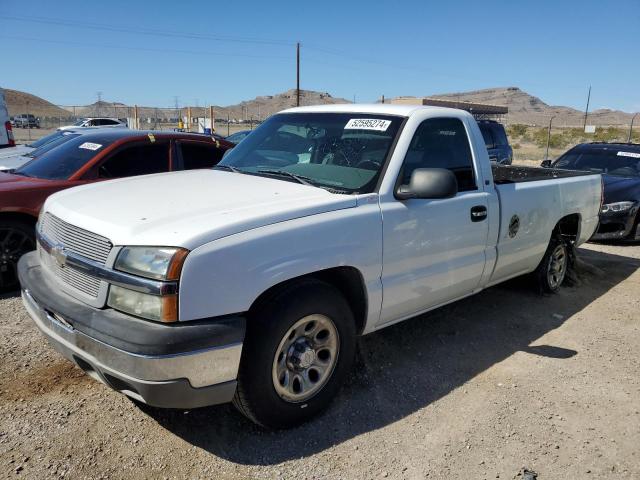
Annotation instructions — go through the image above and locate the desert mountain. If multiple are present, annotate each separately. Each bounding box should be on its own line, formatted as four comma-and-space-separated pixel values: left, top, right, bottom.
3, 86, 634, 127
424, 87, 634, 126
3, 88, 70, 117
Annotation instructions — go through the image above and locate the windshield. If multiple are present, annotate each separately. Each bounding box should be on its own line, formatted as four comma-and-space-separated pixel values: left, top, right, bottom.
72, 119, 87, 126
27, 130, 75, 149
26, 133, 81, 159
218, 113, 403, 193
15, 134, 116, 180
554, 148, 640, 177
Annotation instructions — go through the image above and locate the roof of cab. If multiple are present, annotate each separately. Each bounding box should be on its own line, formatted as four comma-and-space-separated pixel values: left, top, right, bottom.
280, 103, 465, 117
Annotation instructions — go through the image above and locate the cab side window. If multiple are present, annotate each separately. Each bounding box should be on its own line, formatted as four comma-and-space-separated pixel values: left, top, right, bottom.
179, 141, 225, 170
98, 143, 170, 178
400, 117, 476, 192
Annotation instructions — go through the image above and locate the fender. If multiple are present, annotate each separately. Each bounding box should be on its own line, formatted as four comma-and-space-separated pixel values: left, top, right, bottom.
178, 199, 384, 332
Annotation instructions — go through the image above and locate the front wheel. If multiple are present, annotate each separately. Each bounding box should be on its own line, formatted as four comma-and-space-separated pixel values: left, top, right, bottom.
0, 221, 36, 293
233, 279, 356, 429
534, 235, 569, 293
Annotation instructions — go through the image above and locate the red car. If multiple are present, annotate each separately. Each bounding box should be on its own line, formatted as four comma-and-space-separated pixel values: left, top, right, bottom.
0, 129, 233, 291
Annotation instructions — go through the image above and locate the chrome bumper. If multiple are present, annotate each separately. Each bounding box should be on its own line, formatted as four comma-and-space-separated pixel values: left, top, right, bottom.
18, 252, 244, 409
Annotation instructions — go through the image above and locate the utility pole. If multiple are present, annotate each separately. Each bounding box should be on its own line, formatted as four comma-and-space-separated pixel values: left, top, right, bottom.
583, 86, 591, 130
381, 95, 385, 104
545, 115, 555, 160
629, 113, 638, 143
96, 91, 103, 117
296, 42, 301, 107
173, 96, 180, 129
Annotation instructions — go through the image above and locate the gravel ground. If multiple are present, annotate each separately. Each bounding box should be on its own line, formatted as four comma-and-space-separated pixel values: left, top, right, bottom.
0, 242, 639, 479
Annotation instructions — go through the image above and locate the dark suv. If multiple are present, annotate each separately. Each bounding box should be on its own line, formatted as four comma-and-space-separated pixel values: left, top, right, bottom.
478, 120, 512, 165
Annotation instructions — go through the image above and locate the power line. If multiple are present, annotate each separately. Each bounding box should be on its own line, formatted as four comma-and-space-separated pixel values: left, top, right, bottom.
0, 34, 291, 60
0, 15, 294, 46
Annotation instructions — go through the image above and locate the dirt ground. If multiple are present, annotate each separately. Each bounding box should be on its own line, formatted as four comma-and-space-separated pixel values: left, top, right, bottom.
0, 240, 638, 479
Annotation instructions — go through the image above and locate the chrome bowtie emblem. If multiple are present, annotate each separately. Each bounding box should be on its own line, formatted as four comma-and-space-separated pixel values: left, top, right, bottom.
51, 244, 67, 268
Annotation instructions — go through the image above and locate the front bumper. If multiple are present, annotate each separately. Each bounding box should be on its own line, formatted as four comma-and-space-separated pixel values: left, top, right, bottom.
18, 252, 245, 409
591, 207, 639, 241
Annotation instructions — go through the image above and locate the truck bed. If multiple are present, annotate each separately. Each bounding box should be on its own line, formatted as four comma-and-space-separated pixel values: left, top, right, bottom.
492, 164, 593, 184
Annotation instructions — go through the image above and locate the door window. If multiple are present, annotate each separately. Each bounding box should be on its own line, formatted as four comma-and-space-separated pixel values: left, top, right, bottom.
98, 143, 169, 178
179, 141, 225, 169
400, 117, 477, 191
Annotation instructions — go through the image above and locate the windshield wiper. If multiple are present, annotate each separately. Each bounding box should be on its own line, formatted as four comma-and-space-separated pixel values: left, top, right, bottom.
213, 165, 244, 174
256, 169, 317, 187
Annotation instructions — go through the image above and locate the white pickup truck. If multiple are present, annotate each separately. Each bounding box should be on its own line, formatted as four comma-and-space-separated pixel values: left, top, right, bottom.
18, 104, 602, 428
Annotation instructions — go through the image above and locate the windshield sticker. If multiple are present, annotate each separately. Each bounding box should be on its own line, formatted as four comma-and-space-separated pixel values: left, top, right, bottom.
344, 119, 391, 131
78, 142, 102, 151
617, 151, 640, 159
148, 133, 156, 143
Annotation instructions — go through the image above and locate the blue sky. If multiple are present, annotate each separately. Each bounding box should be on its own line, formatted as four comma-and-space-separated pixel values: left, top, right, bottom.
1, 0, 638, 111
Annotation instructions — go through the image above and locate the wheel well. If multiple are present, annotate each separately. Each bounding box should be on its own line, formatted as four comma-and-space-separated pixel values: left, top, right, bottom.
554, 213, 581, 243
0, 212, 37, 228
249, 267, 368, 335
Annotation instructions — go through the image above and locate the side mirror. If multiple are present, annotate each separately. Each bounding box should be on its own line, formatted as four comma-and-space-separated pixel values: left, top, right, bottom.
540, 159, 552, 168
396, 168, 458, 200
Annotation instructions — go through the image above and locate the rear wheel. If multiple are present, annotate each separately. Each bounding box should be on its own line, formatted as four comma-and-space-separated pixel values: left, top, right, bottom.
534, 235, 568, 293
0, 221, 35, 293
233, 279, 356, 429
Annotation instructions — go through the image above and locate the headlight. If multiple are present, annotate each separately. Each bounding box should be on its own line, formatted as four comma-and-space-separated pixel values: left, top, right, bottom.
601, 201, 635, 214
114, 246, 189, 280
108, 285, 177, 322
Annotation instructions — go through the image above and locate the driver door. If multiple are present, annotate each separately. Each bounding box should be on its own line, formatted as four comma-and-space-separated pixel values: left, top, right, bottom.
379, 117, 490, 325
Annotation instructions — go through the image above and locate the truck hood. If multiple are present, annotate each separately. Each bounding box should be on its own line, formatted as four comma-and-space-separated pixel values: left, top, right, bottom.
45, 169, 358, 249
602, 174, 640, 204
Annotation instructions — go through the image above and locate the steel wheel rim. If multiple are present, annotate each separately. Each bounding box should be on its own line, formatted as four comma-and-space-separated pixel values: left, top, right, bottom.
0, 227, 34, 290
547, 244, 567, 289
272, 314, 340, 403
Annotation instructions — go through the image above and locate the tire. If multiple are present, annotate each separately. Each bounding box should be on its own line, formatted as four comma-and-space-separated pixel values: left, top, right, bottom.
233, 279, 356, 429
534, 235, 569, 293
0, 220, 36, 293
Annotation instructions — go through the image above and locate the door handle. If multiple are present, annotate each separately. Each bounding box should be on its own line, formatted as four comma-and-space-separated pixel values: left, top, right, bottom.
470, 205, 487, 222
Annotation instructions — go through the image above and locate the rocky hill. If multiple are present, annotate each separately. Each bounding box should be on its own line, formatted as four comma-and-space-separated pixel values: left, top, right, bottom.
3, 88, 70, 117
62, 89, 349, 121
3, 86, 633, 127
426, 87, 634, 126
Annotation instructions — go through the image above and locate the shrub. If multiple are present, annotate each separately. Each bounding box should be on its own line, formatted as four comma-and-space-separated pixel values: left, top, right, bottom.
507, 124, 527, 138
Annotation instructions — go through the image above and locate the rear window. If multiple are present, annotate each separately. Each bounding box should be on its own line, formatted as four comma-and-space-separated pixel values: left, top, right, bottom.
479, 124, 494, 148
15, 134, 120, 180
492, 124, 509, 146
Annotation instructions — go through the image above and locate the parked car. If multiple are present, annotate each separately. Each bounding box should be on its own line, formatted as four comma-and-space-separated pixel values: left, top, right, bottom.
0, 89, 15, 148
478, 120, 512, 165
0, 129, 233, 290
225, 129, 252, 144
542, 142, 640, 241
13, 114, 40, 129
18, 104, 601, 428
58, 117, 127, 131
0, 130, 85, 171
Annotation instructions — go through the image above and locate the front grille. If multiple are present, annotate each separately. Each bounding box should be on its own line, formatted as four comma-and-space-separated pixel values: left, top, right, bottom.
50, 257, 101, 297
39, 213, 113, 298
40, 213, 112, 264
